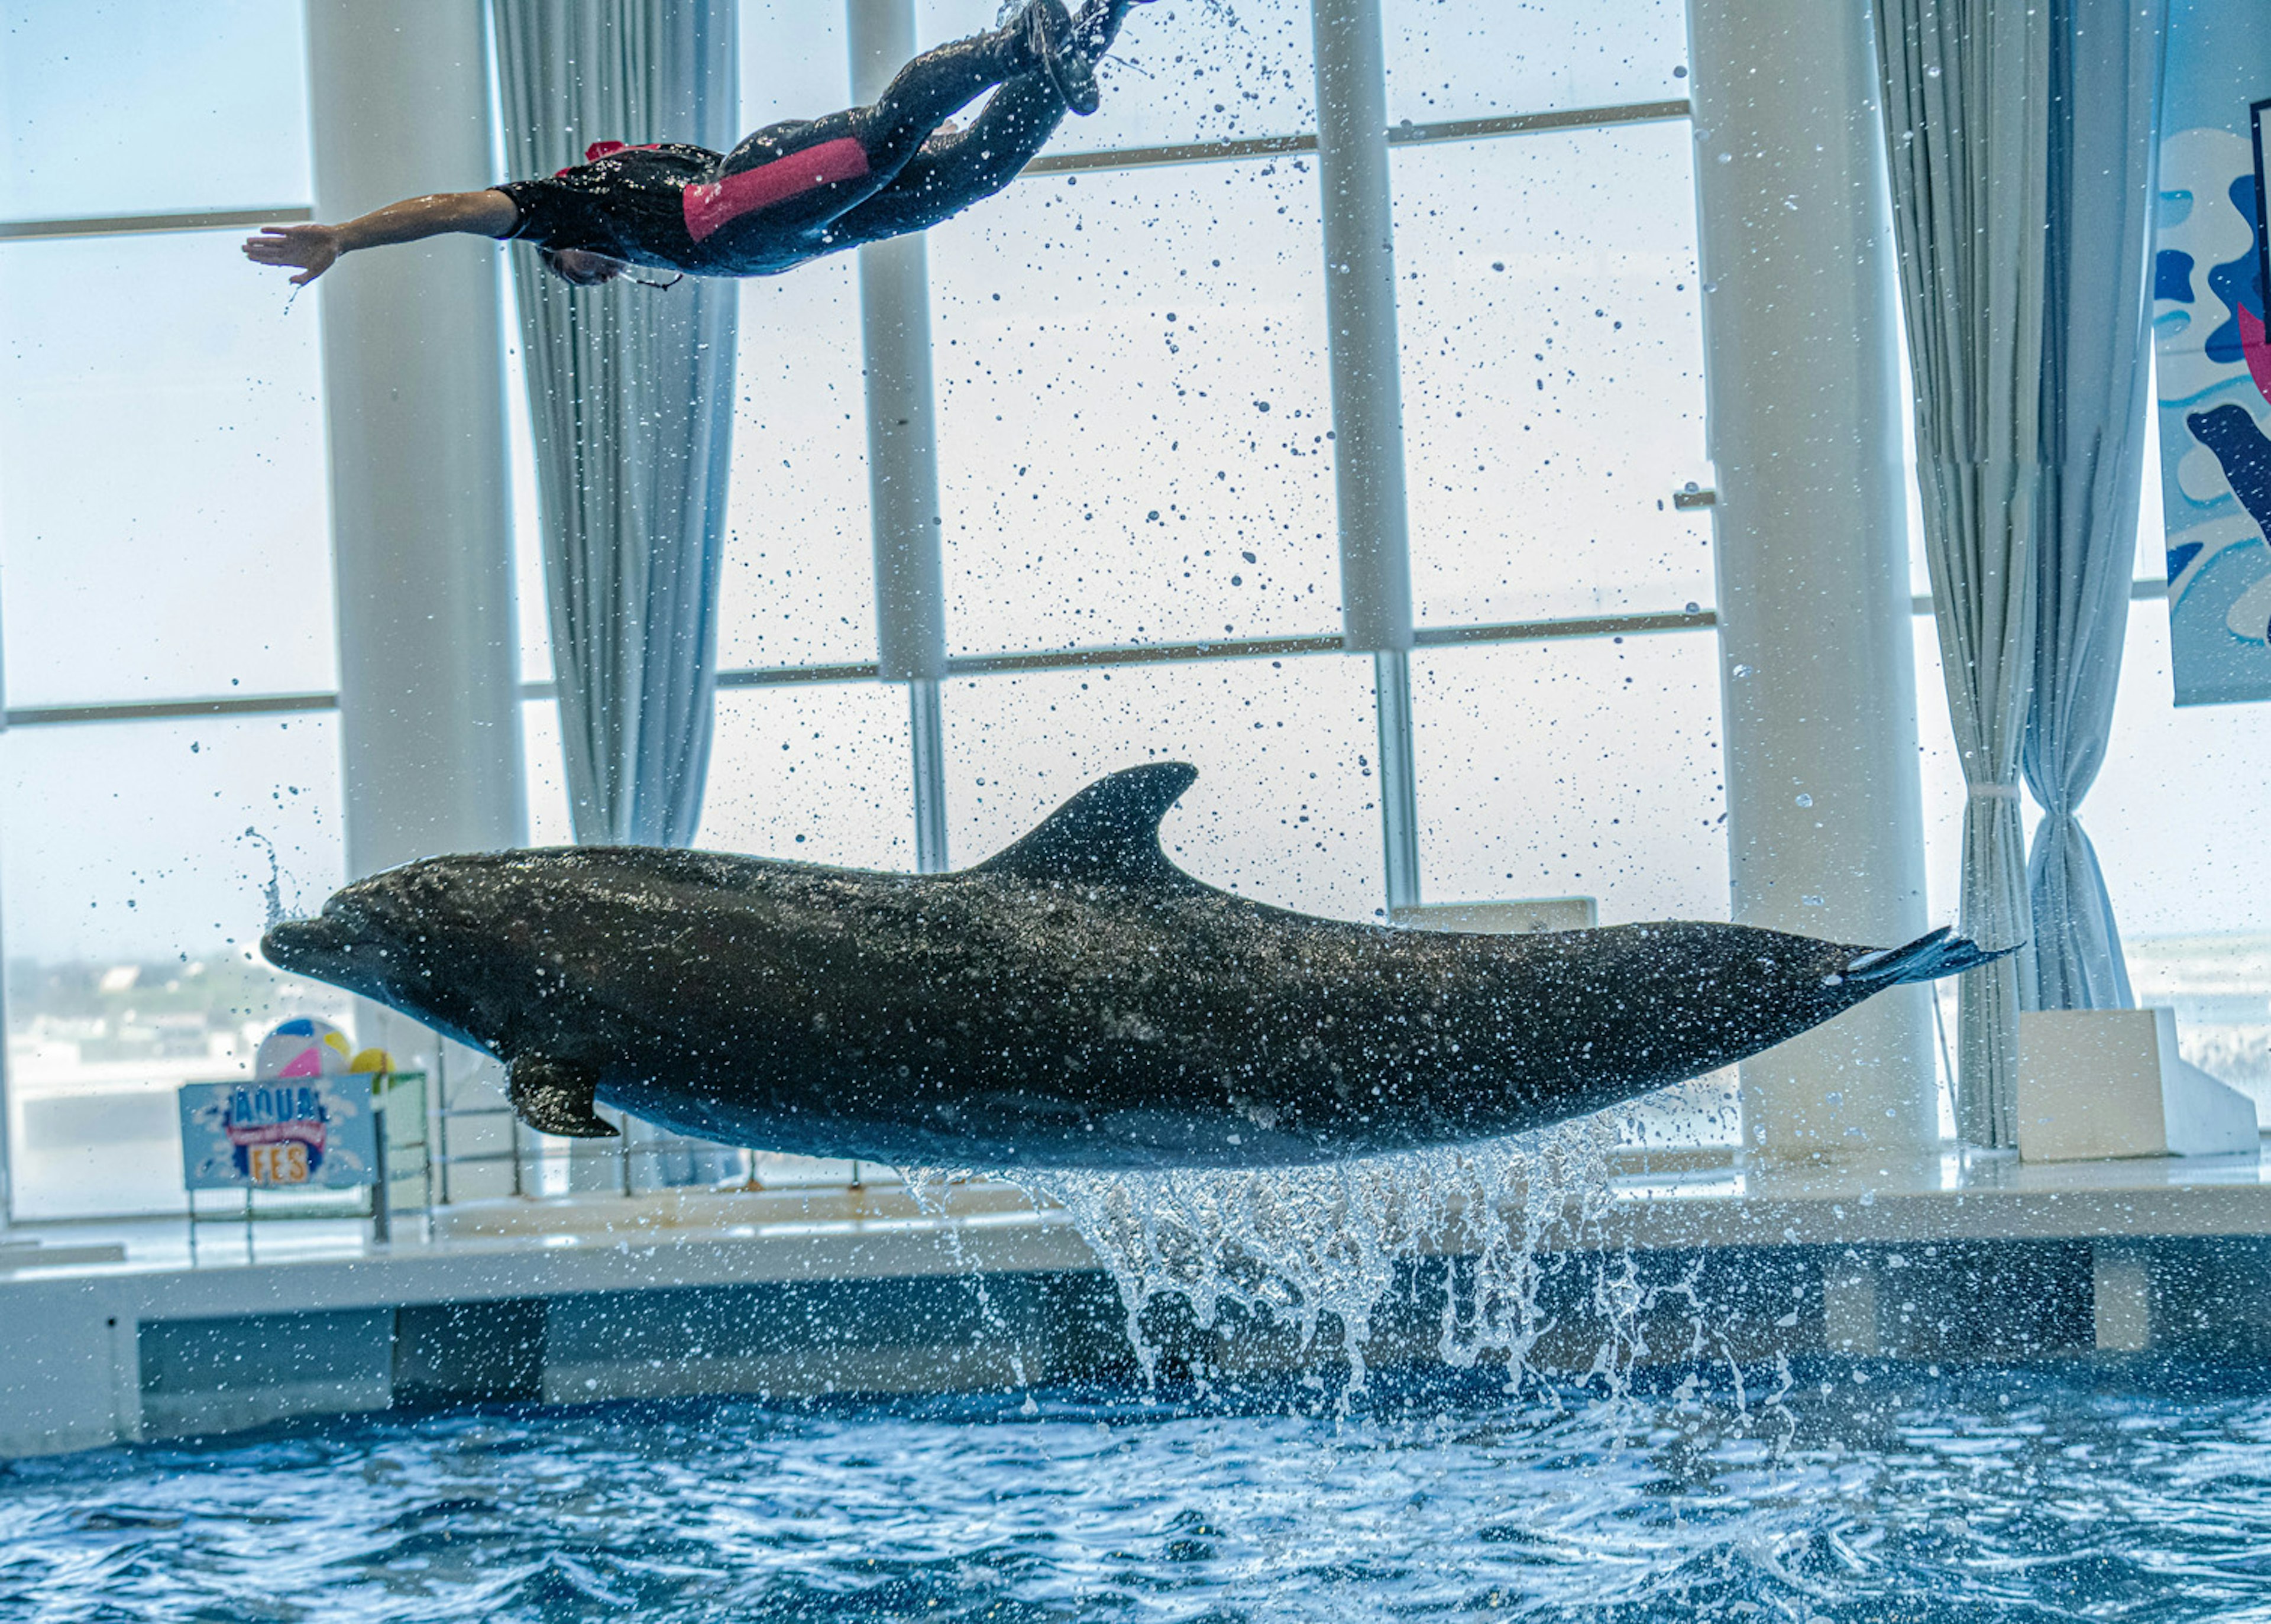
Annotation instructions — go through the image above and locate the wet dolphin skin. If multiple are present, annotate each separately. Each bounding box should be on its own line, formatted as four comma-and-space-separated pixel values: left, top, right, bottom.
263, 763, 2002, 1170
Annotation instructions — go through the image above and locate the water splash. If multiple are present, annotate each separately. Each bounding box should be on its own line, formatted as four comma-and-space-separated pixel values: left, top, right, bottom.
1012, 1117, 1642, 1405
902, 1169, 1038, 1405
238, 827, 287, 930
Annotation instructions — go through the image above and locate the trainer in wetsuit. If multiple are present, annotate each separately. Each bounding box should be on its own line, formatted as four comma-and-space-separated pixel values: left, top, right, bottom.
244, 0, 1143, 289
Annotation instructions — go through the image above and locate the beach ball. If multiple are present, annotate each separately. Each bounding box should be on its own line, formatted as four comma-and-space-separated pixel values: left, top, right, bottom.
255, 1017, 356, 1081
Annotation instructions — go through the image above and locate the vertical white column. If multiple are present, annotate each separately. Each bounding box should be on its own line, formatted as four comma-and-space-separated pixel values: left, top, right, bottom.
306, 0, 524, 1084
1311, 0, 1419, 915
849, 0, 952, 874
1686, 0, 1936, 1163
305, 0, 526, 882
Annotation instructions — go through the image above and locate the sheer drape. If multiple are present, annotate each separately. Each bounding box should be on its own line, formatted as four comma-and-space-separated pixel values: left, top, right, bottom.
493, 0, 739, 849
1875, 0, 2050, 1149
2021, 0, 2163, 1013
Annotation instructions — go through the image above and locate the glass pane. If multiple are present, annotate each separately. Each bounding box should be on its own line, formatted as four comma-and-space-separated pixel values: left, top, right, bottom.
526, 687, 915, 867
522, 698, 574, 846
721, 260, 877, 670
2088, 611, 2271, 1108
1412, 630, 1727, 924
0, 0, 310, 222
701, 683, 915, 870
3, 713, 348, 1219
916, 0, 1316, 156
930, 158, 1338, 655
943, 654, 1383, 920
1395, 127, 1712, 626
0, 232, 335, 707
742, 1, 852, 127
1910, 614, 1969, 930
1383, 0, 1690, 127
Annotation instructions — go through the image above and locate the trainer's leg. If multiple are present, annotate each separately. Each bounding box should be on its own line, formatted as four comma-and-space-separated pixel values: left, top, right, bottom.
826, 0, 1145, 245
829, 77, 1066, 244
694, 2, 1066, 250
1075, 0, 1147, 61
852, 1, 1089, 173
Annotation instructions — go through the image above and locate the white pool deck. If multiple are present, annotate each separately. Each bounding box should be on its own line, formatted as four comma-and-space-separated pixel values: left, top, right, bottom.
5, 1144, 2271, 1457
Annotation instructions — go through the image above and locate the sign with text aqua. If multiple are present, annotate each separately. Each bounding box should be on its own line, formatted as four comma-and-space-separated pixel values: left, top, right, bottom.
177, 1078, 379, 1191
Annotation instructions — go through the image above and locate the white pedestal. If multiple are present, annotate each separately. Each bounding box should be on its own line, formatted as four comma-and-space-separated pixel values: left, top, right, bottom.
2017, 1008, 2260, 1162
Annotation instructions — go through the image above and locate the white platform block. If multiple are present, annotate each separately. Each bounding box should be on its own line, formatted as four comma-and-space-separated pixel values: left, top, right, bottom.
1392, 898, 1598, 935
2017, 1008, 2260, 1162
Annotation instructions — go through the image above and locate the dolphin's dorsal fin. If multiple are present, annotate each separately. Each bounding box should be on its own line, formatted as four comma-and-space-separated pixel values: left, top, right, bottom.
975, 762, 1201, 888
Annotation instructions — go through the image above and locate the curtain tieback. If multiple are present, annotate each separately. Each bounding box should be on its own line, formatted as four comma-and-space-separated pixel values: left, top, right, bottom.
1965, 784, 2021, 801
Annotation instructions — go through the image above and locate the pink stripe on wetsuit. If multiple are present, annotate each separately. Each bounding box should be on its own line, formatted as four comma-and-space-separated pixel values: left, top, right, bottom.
681, 137, 872, 242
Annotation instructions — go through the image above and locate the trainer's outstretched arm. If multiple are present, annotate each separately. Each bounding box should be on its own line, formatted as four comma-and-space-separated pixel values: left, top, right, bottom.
242, 189, 519, 284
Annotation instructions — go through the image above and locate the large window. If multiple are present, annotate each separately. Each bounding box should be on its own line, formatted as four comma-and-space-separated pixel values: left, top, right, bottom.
1393, 125, 1712, 626
929, 157, 1340, 656
708, 0, 1714, 882
0, 0, 1716, 1217
695, 3, 1723, 1138
0, 0, 310, 221
1, 5, 339, 1218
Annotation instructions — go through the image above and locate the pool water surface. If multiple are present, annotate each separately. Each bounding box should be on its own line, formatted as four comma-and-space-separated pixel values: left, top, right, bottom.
5, 1364, 2271, 1622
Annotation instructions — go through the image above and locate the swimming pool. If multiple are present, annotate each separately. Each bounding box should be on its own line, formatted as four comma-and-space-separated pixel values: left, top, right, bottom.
7, 1363, 2269, 1621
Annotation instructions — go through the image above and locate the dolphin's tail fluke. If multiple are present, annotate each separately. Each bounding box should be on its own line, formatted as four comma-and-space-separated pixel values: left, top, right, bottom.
1839, 926, 2018, 988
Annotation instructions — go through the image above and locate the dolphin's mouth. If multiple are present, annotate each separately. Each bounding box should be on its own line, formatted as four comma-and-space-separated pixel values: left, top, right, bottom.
260, 914, 353, 972
261, 901, 390, 994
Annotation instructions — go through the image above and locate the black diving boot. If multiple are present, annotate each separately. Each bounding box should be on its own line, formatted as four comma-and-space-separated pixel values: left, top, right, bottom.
1019, 0, 1101, 116
1076, 0, 1153, 62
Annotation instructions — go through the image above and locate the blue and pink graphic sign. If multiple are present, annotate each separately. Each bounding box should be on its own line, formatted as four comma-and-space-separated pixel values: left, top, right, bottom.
178, 1077, 377, 1191
2152, 0, 2271, 704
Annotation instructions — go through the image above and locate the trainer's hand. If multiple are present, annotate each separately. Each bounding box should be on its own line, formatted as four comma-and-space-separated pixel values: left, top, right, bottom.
242, 224, 342, 285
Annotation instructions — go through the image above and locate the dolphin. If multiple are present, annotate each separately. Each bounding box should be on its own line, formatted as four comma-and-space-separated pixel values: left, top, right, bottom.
261, 762, 2003, 1170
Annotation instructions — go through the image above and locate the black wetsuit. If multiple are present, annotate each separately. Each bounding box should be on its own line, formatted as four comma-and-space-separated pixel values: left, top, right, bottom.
496, 7, 1122, 279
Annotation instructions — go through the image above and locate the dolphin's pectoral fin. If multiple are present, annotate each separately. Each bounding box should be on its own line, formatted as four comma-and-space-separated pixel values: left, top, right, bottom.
507, 1055, 618, 1138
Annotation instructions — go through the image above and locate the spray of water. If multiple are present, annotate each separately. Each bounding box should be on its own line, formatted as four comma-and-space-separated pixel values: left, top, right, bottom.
908, 1124, 1796, 1447
238, 827, 287, 930
1002, 1116, 1659, 1404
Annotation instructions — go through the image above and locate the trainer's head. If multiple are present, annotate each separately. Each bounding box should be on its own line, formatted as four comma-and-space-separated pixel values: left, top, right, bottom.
540, 247, 628, 287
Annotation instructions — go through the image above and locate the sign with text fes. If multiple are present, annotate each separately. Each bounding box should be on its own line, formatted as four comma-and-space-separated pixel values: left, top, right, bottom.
178, 1017, 383, 1198
178, 1078, 378, 1190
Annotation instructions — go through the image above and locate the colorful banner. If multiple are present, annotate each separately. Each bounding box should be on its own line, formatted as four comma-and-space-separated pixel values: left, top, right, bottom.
177, 1077, 378, 1191
2153, 0, 2271, 705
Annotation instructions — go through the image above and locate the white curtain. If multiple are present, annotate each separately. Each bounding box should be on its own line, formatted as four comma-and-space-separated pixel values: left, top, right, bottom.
1875, 0, 2050, 1149
2022, 0, 2164, 1012
492, 0, 739, 850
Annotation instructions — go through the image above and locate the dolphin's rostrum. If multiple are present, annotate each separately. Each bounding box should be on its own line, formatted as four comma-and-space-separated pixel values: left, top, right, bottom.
261, 763, 2005, 1169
